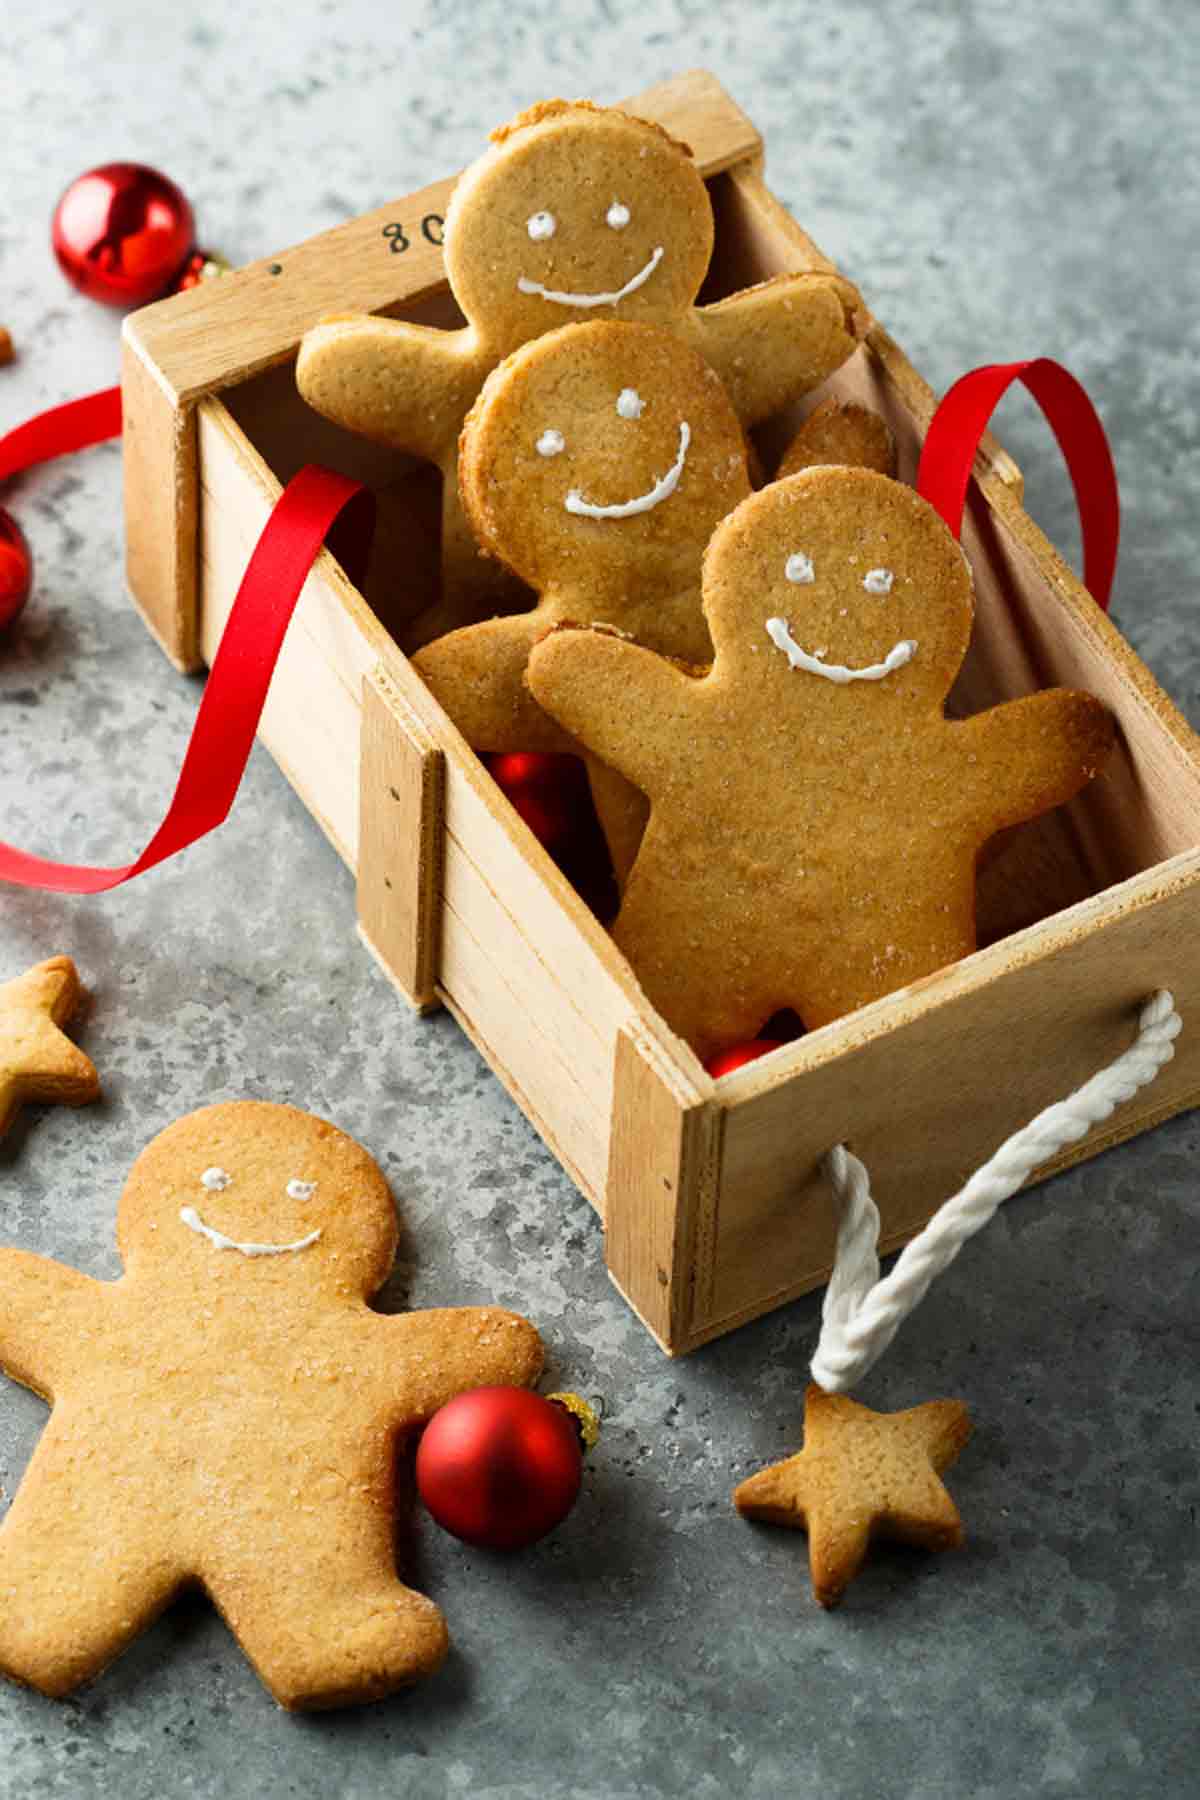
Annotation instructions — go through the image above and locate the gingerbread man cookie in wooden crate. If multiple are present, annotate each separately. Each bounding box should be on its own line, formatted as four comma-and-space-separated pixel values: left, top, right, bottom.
296, 99, 865, 644
528, 466, 1115, 1058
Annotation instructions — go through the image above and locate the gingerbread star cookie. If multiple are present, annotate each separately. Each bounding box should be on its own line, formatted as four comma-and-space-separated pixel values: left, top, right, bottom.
415, 317, 753, 883
0, 956, 98, 1138
297, 99, 864, 643
0, 1100, 543, 1708
734, 1385, 972, 1607
527, 465, 1114, 1056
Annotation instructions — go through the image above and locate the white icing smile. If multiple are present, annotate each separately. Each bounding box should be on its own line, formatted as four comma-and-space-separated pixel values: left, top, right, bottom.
565, 421, 690, 519
180, 1205, 322, 1258
765, 616, 917, 683
517, 245, 664, 308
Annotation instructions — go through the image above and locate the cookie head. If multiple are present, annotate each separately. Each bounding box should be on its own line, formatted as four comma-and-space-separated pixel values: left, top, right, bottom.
117, 1101, 398, 1297
460, 318, 750, 592
444, 102, 713, 342
703, 467, 975, 706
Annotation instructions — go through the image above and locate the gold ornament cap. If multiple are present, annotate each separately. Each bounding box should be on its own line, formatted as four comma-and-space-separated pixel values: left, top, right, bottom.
547, 1391, 601, 1453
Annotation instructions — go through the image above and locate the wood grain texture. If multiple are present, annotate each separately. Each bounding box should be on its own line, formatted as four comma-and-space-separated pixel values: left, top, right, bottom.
606, 1029, 723, 1351
121, 335, 200, 670
357, 667, 445, 1013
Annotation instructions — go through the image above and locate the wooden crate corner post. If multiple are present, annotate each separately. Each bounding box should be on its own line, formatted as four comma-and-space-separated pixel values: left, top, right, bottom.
121, 324, 202, 673
605, 1027, 724, 1353
356, 664, 445, 1013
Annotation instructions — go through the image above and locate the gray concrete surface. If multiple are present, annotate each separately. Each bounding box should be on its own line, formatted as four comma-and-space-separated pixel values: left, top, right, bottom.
1, 2, 1198, 1794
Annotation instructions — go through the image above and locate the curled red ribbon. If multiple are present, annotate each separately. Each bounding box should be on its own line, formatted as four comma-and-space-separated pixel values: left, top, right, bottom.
915, 357, 1119, 611
0, 389, 369, 892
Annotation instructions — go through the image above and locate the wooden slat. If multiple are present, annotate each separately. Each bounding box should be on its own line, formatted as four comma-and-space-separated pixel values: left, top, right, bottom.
606, 1028, 723, 1351
357, 667, 445, 1012
121, 334, 200, 670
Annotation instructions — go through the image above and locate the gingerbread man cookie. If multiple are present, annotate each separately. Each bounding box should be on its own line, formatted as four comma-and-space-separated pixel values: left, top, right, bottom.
296, 99, 864, 643
0, 1101, 542, 1708
527, 465, 1114, 1056
415, 317, 753, 882
0, 956, 98, 1139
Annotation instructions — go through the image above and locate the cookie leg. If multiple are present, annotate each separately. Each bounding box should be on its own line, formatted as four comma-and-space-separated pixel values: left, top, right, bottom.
584, 756, 648, 892
204, 1547, 449, 1710
0, 1472, 184, 1698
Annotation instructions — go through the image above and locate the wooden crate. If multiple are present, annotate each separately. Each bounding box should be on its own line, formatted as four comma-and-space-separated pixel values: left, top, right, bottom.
121, 70, 1200, 1354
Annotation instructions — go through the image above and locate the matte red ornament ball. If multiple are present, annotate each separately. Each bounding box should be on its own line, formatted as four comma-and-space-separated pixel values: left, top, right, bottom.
0, 509, 33, 631
416, 1386, 583, 1551
52, 163, 195, 308
705, 1039, 786, 1078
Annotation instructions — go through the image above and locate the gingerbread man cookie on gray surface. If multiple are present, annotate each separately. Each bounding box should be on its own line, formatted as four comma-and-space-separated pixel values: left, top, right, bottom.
297, 99, 865, 643
0, 1101, 543, 1709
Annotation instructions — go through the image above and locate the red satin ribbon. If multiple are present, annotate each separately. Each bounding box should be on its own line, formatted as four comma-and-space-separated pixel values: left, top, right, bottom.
0, 386, 123, 483
915, 357, 1119, 611
0, 409, 368, 890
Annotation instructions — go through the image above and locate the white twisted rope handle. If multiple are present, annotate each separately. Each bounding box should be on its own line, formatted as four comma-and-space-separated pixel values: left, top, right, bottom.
811, 990, 1181, 1392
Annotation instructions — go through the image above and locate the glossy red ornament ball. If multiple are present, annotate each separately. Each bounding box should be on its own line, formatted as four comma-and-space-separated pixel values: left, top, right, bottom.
52, 163, 194, 308
0, 510, 33, 631
705, 1038, 786, 1078
487, 751, 587, 852
416, 1386, 583, 1550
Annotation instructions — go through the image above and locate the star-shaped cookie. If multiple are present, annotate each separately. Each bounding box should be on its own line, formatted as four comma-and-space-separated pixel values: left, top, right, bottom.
733, 1384, 972, 1607
0, 957, 99, 1138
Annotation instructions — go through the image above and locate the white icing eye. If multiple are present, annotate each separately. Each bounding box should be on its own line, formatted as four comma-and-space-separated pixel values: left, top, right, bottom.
616, 388, 643, 420
785, 552, 815, 585
527, 211, 556, 241
863, 567, 894, 595
286, 1179, 317, 1201
606, 200, 631, 230
536, 429, 566, 457
200, 1167, 231, 1191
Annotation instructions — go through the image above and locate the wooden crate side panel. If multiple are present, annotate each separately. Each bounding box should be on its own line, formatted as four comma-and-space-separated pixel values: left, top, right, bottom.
121, 335, 199, 671
703, 857, 1200, 1336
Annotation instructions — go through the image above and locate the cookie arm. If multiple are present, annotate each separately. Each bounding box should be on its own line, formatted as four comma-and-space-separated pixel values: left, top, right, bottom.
0, 1250, 102, 1397
413, 613, 576, 754
950, 690, 1116, 837
690, 273, 867, 427
526, 629, 702, 796
372, 1307, 544, 1423
296, 314, 479, 460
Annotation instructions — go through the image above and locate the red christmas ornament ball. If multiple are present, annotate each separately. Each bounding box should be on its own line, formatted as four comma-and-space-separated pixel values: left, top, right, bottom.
0, 509, 33, 631
705, 1038, 786, 1078
52, 163, 195, 308
487, 751, 587, 851
416, 1386, 583, 1551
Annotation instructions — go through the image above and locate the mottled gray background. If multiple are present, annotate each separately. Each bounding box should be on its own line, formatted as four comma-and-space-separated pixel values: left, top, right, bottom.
2, 2, 1198, 1795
